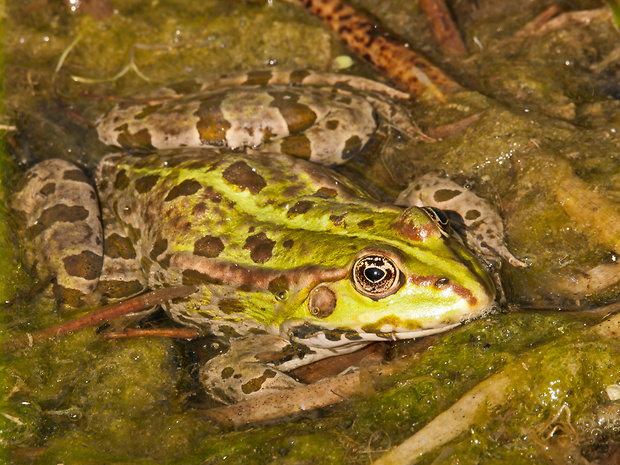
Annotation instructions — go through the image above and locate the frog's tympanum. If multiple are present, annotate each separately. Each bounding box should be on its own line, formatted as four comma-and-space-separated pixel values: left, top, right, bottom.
11, 71, 500, 404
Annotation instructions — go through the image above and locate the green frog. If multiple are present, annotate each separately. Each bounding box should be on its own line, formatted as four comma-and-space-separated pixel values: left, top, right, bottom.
12, 70, 507, 404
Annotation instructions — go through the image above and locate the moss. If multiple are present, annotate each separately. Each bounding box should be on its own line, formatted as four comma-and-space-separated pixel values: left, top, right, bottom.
349, 312, 619, 463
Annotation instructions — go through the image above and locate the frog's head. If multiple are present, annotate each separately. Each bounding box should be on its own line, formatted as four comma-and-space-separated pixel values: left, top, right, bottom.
284, 206, 495, 349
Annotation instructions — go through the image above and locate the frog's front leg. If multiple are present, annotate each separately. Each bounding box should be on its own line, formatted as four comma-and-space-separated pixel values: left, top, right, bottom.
396, 173, 526, 268
199, 333, 303, 405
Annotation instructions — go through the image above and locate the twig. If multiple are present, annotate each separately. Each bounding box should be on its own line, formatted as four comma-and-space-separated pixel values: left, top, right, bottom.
513, 5, 562, 39
374, 373, 512, 465
425, 111, 484, 139
418, 0, 467, 56
2, 285, 197, 353
102, 328, 199, 340
519, 8, 611, 38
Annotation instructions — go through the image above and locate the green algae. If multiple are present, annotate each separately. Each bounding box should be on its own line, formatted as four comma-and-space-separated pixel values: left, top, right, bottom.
347, 313, 620, 463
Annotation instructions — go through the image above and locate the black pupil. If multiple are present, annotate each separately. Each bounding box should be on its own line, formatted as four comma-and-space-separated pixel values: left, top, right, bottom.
364, 267, 385, 282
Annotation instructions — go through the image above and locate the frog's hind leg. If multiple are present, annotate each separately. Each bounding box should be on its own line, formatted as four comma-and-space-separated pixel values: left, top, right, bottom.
94, 201, 148, 306
11, 159, 104, 307
193, 69, 412, 100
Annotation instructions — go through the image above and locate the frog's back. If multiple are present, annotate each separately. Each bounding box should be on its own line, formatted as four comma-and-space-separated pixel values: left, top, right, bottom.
97, 148, 401, 279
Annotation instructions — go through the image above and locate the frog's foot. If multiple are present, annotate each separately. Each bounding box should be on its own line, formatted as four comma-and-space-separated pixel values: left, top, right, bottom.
11, 159, 104, 307
199, 334, 303, 405
396, 173, 527, 269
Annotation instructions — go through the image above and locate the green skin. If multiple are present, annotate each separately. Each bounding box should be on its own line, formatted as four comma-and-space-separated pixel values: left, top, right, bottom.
11, 72, 496, 403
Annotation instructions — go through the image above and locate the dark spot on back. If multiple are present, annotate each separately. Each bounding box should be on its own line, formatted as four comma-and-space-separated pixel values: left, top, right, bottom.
193, 202, 207, 216
282, 184, 304, 198
269, 91, 317, 134
357, 219, 374, 229
241, 370, 276, 394
116, 128, 155, 151
330, 214, 346, 226
203, 186, 222, 203
283, 239, 294, 249
287, 200, 314, 217
164, 179, 202, 201
243, 232, 275, 264
219, 325, 242, 339
134, 174, 160, 194
159, 254, 171, 269
194, 235, 225, 258
221, 367, 234, 379
222, 161, 266, 194
323, 330, 343, 341
56, 286, 85, 308
314, 187, 338, 198
98, 279, 145, 299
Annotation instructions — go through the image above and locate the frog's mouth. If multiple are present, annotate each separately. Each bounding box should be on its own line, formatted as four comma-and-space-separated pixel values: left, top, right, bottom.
282, 319, 462, 349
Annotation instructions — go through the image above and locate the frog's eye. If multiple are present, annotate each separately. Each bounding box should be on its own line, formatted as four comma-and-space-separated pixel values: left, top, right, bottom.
353, 254, 402, 299
422, 206, 450, 236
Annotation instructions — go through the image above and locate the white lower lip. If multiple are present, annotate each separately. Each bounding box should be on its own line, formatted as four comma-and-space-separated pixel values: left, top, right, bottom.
291, 322, 463, 349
